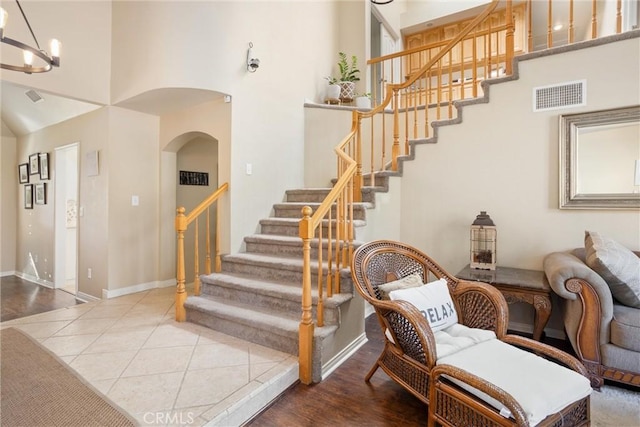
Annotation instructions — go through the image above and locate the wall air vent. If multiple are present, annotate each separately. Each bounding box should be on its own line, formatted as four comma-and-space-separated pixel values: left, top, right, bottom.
533, 80, 586, 112
25, 89, 44, 104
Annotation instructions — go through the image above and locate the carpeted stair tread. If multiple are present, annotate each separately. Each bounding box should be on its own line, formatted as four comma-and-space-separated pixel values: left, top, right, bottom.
185, 296, 338, 339
244, 234, 364, 250
200, 271, 353, 306
259, 217, 367, 227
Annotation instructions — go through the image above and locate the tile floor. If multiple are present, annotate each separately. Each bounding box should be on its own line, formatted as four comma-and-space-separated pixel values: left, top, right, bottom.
0, 286, 298, 426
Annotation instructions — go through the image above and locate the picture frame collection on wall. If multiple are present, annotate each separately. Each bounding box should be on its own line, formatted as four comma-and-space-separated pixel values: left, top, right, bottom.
19, 152, 50, 209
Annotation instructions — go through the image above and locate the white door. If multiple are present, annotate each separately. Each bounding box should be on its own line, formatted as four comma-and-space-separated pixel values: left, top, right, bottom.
380, 24, 400, 102
54, 143, 79, 295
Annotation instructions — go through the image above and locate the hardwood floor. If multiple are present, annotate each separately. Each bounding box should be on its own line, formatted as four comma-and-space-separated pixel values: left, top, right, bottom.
248, 314, 428, 427
248, 315, 575, 427
0, 275, 82, 322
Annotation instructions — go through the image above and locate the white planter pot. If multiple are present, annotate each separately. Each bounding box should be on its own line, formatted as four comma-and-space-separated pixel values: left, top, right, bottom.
355, 96, 371, 109
326, 84, 341, 101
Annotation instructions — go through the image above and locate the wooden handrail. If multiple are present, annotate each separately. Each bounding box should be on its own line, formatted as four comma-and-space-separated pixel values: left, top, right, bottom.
175, 182, 229, 322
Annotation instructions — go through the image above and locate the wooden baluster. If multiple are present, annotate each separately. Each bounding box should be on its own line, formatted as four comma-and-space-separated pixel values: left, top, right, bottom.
616, 0, 622, 33
353, 113, 362, 203
175, 207, 187, 322
569, 0, 575, 44
448, 50, 453, 118
436, 60, 442, 120
299, 206, 314, 385
392, 89, 400, 171
405, 87, 409, 154
413, 78, 419, 139
527, 0, 533, 52
547, 0, 553, 48
505, 0, 514, 75
370, 118, 375, 187
317, 209, 324, 327
472, 30, 478, 97
215, 201, 221, 272
591, 0, 597, 39
381, 97, 386, 172
194, 218, 200, 296
205, 207, 211, 275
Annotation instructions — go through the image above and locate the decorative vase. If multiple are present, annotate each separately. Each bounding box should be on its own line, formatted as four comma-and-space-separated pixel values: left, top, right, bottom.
339, 81, 356, 103
354, 96, 371, 109
326, 84, 341, 101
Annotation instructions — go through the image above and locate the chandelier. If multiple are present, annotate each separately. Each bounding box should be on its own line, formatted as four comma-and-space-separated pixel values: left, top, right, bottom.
0, 0, 60, 74
371, 0, 394, 4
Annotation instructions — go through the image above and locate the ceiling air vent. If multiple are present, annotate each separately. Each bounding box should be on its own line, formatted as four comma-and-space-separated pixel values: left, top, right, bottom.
25, 89, 44, 104
533, 80, 586, 112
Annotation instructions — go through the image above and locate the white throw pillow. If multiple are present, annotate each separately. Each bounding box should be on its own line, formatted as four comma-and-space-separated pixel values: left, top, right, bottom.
377, 272, 423, 300
389, 278, 458, 332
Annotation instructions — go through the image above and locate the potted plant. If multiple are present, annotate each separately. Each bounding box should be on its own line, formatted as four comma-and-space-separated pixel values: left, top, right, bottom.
354, 92, 372, 109
324, 76, 341, 102
326, 52, 360, 103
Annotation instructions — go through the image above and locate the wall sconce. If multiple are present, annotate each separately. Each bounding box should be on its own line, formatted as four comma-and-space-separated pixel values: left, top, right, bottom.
247, 42, 260, 73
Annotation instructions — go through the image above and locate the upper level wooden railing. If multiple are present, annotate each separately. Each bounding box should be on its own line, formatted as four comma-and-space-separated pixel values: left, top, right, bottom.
175, 182, 228, 321
297, 0, 633, 384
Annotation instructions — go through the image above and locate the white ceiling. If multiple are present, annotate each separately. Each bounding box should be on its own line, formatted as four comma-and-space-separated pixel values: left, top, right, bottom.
0, 80, 225, 137
1, 81, 102, 136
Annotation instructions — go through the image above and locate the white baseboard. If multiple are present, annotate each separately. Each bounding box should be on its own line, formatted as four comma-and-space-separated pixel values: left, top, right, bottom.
102, 279, 176, 299
321, 332, 369, 380
76, 292, 100, 303
15, 272, 53, 288
1, 270, 17, 277
508, 320, 566, 340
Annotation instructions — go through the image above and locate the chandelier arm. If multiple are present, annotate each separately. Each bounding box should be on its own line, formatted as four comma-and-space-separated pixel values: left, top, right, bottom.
0, 36, 53, 73
15, 0, 41, 50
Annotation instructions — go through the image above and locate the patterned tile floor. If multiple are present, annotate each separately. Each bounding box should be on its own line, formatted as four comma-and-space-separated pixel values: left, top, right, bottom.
0, 286, 298, 426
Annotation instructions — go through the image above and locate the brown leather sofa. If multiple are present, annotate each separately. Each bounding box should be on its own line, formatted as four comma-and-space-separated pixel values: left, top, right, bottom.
544, 248, 640, 388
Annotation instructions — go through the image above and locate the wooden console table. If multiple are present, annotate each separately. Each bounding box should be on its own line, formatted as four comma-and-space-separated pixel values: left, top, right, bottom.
456, 265, 552, 341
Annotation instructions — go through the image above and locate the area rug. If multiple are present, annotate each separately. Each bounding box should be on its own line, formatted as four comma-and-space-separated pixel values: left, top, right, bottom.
591, 383, 640, 426
0, 327, 138, 427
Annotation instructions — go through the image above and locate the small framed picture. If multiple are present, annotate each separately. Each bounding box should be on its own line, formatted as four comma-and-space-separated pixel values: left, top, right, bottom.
24, 185, 33, 209
35, 182, 47, 205
18, 163, 29, 184
39, 152, 50, 180
29, 153, 40, 175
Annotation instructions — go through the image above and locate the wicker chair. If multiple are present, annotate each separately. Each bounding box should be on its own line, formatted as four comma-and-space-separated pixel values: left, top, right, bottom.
351, 240, 591, 427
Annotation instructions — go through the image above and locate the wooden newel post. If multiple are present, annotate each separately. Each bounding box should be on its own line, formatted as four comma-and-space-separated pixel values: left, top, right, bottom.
299, 206, 315, 384
353, 112, 363, 203
175, 207, 188, 322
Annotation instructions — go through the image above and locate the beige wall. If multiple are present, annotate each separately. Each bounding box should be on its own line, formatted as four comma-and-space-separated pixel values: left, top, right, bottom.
1, 129, 18, 275
106, 107, 160, 295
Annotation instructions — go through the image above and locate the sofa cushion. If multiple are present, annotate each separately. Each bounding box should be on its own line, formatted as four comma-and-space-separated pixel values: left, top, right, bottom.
437, 339, 592, 426
610, 303, 640, 353
377, 272, 423, 300
389, 278, 458, 332
584, 231, 640, 308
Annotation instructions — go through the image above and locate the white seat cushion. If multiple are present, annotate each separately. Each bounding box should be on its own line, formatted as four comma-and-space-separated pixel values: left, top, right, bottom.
437, 339, 592, 426
434, 323, 496, 359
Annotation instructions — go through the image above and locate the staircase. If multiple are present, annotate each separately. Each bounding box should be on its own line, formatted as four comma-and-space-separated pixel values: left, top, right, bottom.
184, 183, 388, 374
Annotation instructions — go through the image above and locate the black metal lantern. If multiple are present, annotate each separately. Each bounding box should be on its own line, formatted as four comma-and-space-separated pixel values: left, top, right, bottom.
470, 211, 496, 270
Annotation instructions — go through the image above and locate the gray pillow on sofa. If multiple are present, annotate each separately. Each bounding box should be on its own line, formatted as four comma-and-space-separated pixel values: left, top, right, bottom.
585, 231, 640, 308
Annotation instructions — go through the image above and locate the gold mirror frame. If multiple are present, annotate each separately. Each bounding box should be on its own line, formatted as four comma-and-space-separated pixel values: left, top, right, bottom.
559, 105, 640, 209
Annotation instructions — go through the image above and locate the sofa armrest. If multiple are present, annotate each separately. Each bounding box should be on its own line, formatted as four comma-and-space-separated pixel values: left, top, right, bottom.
543, 251, 612, 306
